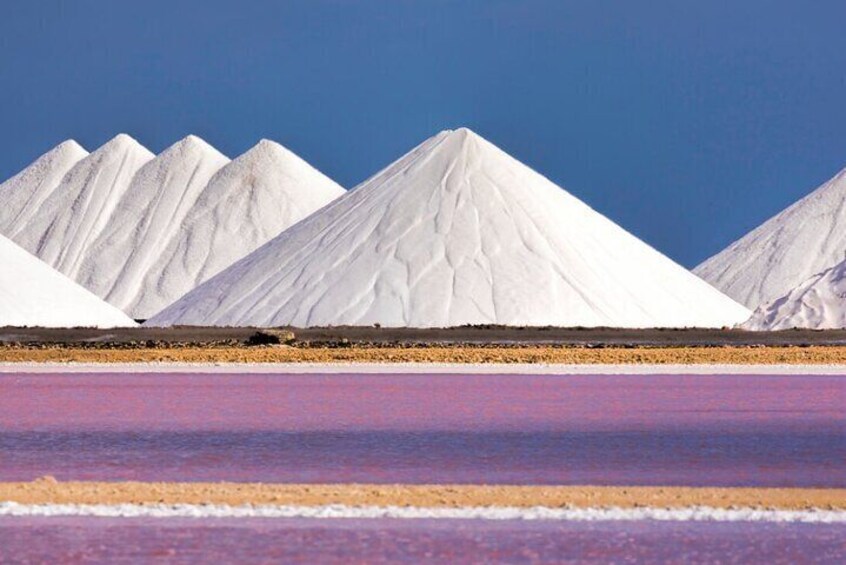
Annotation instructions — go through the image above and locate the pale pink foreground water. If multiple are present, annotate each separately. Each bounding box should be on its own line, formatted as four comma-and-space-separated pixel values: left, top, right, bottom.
1, 517, 844, 564
1, 372, 844, 485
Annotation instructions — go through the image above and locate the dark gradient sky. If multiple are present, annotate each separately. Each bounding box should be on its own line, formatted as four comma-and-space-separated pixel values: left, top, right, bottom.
1, 1, 844, 267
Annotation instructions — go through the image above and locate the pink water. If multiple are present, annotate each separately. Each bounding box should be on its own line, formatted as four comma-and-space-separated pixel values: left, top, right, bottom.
1, 372, 843, 486
0, 518, 844, 563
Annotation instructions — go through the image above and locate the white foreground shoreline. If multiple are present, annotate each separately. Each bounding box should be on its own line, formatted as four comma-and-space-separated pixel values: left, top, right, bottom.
1, 362, 845, 375
1, 502, 844, 523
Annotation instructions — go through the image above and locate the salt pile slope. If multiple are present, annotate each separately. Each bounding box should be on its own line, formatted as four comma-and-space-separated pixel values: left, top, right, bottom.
0, 140, 89, 238
148, 128, 750, 328
695, 167, 846, 310
13, 134, 155, 281
0, 234, 136, 328
129, 139, 344, 318
744, 260, 846, 330
76, 136, 230, 318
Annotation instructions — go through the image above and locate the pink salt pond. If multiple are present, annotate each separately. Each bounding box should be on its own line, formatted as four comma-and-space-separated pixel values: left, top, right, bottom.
0, 371, 843, 486
1, 517, 844, 564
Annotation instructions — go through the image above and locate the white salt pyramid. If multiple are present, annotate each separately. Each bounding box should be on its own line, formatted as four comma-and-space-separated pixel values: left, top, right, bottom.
0, 234, 135, 328
147, 128, 750, 328
115, 139, 344, 318
744, 259, 846, 329
13, 134, 155, 281
0, 140, 89, 238
76, 135, 230, 318
695, 167, 846, 310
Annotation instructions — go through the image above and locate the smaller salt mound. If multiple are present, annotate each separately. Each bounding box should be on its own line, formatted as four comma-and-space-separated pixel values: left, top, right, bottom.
743, 260, 846, 330
131, 139, 344, 318
13, 134, 155, 281
77, 136, 229, 318
695, 167, 846, 310
0, 140, 88, 238
0, 234, 136, 328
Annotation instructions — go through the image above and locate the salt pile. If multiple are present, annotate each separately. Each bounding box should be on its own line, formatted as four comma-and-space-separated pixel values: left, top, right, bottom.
0, 140, 88, 238
147, 128, 751, 328
75, 135, 230, 318
114, 139, 344, 318
743, 260, 846, 330
695, 167, 846, 310
12, 134, 155, 281
2, 134, 343, 319
0, 234, 136, 328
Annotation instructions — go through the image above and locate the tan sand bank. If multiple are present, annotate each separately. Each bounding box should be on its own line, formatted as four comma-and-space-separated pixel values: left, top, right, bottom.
3, 345, 846, 364
2, 481, 844, 510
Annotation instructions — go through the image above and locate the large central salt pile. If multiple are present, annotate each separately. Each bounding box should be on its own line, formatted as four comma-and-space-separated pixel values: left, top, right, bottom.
0, 140, 89, 238
147, 128, 750, 328
0, 234, 136, 328
695, 167, 846, 310
744, 259, 846, 330
12, 134, 155, 281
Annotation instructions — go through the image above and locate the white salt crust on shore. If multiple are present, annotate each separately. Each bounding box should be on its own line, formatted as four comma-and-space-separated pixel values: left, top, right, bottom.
1, 502, 844, 523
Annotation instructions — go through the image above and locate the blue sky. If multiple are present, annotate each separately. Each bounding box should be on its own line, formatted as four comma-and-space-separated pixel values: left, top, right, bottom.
0, 0, 844, 267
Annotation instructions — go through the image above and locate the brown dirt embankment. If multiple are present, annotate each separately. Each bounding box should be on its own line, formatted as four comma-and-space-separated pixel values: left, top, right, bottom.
2, 481, 844, 510
3, 345, 846, 364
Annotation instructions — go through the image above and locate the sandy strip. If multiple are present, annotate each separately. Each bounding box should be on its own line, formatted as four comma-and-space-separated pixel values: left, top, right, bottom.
1, 362, 846, 375
1, 502, 844, 523
3, 345, 846, 365
2, 482, 844, 511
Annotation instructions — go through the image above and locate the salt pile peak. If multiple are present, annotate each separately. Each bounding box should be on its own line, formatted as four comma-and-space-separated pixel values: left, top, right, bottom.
695, 167, 846, 310
744, 259, 846, 330
0, 234, 136, 328
128, 138, 345, 318
0, 140, 88, 238
12, 134, 155, 281
148, 128, 750, 328
76, 135, 230, 318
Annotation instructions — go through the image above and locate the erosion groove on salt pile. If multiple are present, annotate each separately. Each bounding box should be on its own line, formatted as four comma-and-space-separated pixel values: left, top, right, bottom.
76, 136, 230, 318
0, 234, 136, 328
147, 128, 751, 328
12, 134, 155, 281
0, 140, 89, 238
695, 167, 846, 310
744, 260, 846, 330
103, 138, 345, 318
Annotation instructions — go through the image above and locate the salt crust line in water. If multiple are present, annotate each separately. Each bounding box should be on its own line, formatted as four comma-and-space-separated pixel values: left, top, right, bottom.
1, 503, 844, 523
